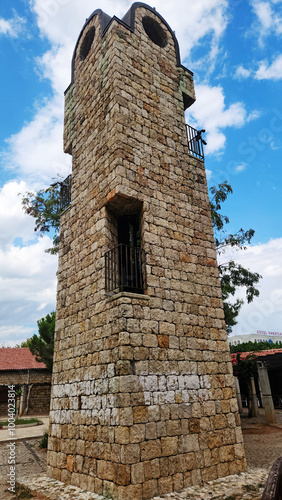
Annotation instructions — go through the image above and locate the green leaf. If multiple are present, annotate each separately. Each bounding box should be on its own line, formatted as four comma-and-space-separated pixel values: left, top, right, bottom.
28, 312, 55, 372
20, 176, 66, 254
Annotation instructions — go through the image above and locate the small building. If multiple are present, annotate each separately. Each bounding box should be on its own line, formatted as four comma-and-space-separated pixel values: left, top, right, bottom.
229, 331, 282, 347
0, 348, 51, 416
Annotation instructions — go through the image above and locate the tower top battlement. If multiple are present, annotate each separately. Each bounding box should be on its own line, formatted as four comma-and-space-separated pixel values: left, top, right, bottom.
69, 2, 192, 84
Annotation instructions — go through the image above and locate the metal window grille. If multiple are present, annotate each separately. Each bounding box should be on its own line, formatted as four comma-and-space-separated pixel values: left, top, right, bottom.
186, 124, 205, 160
60, 174, 71, 211
105, 244, 146, 294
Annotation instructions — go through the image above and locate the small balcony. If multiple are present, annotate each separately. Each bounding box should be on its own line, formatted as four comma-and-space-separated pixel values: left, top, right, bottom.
59, 174, 71, 211
52, 175, 71, 211
105, 244, 146, 295
186, 124, 206, 160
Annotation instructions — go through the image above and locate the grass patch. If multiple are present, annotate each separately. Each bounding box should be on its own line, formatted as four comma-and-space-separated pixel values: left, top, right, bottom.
13, 483, 34, 498
0, 418, 41, 426
39, 431, 48, 449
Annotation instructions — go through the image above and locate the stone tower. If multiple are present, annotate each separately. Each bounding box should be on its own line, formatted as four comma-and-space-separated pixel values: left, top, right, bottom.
47, 3, 246, 499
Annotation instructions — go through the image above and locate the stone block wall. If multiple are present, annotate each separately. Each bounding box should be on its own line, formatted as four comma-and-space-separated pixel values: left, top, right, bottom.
0, 369, 51, 386
28, 383, 51, 414
48, 4, 246, 499
0, 369, 51, 416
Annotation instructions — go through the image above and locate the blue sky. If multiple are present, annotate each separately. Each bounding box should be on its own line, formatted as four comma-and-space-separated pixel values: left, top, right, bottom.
0, 0, 281, 345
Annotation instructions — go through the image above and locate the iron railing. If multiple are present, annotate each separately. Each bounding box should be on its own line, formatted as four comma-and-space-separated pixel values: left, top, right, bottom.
51, 175, 71, 211
105, 244, 146, 294
59, 174, 71, 211
186, 124, 206, 160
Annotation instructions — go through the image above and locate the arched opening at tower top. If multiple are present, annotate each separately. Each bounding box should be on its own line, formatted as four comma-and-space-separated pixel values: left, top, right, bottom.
142, 16, 168, 47
80, 26, 95, 60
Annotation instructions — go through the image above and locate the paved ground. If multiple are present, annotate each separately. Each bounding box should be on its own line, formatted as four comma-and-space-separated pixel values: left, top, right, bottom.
0, 410, 281, 499
242, 410, 282, 470
0, 438, 48, 499
0, 416, 49, 442
0, 415, 49, 499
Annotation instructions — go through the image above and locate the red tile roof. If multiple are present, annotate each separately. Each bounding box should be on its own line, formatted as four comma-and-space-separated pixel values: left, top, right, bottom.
231, 349, 282, 363
0, 348, 47, 370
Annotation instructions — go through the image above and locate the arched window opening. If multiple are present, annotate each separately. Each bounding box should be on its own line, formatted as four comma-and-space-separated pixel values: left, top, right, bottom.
142, 16, 168, 48
80, 27, 95, 61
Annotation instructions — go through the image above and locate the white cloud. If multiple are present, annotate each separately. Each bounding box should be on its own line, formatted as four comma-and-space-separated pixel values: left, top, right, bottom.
0, 236, 58, 343
221, 238, 282, 336
0, 18, 15, 36
234, 163, 247, 173
36, 45, 74, 95
187, 84, 259, 154
0, 326, 36, 347
234, 65, 252, 79
0, 14, 25, 38
255, 54, 282, 79
234, 56, 282, 83
152, 0, 229, 65
0, 181, 58, 345
205, 169, 212, 181
32, 0, 130, 43
2, 95, 71, 184
233, 1, 282, 83
0, 181, 37, 248
251, 0, 282, 42
247, 110, 262, 121
252, 0, 273, 31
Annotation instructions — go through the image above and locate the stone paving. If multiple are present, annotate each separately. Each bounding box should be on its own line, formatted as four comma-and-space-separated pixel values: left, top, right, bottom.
0, 438, 47, 499
18, 468, 268, 500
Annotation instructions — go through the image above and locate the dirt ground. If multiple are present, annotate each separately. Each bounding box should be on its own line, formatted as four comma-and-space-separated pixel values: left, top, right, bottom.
0, 409, 281, 499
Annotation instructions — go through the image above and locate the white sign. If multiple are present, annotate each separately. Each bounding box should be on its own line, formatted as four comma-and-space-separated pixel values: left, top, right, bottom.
257, 330, 282, 336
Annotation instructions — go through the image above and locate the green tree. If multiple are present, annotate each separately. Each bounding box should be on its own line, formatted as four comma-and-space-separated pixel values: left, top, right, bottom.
16, 339, 31, 348
21, 176, 70, 254
230, 340, 282, 354
210, 181, 262, 333
28, 312, 55, 372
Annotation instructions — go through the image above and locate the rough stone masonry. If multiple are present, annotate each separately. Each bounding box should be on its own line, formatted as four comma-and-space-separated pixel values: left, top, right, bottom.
47, 3, 246, 499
